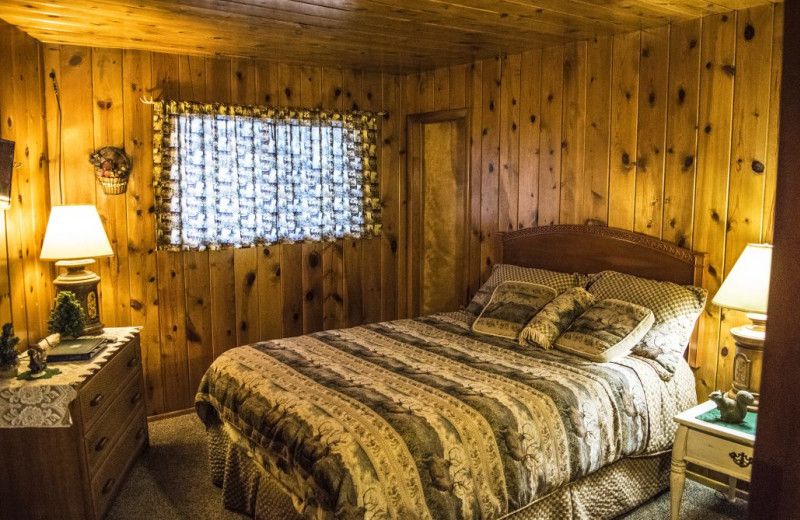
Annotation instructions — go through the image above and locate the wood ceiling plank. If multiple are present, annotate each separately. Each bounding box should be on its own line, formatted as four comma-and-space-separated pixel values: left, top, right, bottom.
0, 8, 531, 58
432, 0, 654, 28
2, 0, 557, 51
1, 0, 781, 72
16, 28, 461, 73
1, 0, 573, 51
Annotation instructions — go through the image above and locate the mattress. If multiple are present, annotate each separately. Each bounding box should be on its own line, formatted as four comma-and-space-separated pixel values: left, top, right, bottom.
196, 311, 697, 519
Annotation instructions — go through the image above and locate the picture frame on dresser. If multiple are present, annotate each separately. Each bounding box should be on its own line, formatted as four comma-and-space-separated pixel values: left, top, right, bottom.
0, 328, 148, 520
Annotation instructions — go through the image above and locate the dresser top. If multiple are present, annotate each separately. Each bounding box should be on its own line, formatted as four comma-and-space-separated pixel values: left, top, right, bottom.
0, 327, 140, 428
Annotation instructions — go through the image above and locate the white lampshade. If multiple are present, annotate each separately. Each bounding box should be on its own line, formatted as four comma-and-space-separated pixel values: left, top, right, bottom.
40, 205, 113, 261
711, 243, 773, 314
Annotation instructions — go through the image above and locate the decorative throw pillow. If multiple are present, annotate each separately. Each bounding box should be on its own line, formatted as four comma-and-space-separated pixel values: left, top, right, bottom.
466, 264, 580, 316
519, 287, 596, 349
554, 299, 655, 362
472, 282, 558, 340
586, 270, 707, 378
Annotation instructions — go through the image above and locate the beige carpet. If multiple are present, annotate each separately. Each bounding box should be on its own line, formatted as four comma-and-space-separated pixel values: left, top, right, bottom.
107, 413, 748, 520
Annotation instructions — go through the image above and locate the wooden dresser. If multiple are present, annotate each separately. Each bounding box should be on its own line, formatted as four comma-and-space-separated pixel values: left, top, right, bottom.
0, 331, 148, 520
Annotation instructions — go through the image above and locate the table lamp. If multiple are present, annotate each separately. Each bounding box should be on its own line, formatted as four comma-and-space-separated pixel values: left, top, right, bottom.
711, 243, 772, 410
40, 205, 113, 335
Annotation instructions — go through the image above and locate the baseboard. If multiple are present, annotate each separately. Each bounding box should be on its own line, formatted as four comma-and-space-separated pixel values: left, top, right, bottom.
147, 407, 194, 423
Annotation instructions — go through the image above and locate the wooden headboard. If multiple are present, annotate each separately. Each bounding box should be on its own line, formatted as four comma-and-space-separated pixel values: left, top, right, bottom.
497, 225, 706, 287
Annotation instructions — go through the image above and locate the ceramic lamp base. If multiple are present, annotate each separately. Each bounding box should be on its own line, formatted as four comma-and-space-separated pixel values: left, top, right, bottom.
53, 259, 104, 336
726, 317, 765, 412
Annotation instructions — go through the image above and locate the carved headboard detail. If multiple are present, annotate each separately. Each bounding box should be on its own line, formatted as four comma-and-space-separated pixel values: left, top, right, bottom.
497, 225, 705, 287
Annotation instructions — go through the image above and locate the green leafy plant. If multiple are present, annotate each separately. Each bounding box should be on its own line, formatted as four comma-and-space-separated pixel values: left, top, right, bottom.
0, 323, 20, 369
48, 291, 86, 338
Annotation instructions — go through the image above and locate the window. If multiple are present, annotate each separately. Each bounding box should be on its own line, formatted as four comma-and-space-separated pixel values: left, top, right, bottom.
152, 101, 380, 251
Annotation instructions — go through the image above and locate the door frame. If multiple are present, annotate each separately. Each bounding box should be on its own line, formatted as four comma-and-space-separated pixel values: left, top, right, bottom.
405, 109, 472, 318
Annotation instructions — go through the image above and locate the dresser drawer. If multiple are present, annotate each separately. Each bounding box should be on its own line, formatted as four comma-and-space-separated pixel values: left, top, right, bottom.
85, 373, 145, 475
79, 336, 141, 430
685, 429, 754, 480
91, 411, 148, 519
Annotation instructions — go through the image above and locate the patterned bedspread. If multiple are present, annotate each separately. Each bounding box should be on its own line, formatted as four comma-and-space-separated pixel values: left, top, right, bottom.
196, 312, 696, 520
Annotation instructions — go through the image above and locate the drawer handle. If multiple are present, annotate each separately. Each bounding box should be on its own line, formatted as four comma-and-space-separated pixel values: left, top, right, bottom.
90, 393, 104, 407
126, 356, 138, 368
729, 451, 753, 468
130, 391, 142, 405
102, 477, 116, 494
135, 426, 146, 440
95, 436, 110, 452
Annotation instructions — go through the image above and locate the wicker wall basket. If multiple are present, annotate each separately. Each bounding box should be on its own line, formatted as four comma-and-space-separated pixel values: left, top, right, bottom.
96, 174, 129, 195
90, 146, 132, 195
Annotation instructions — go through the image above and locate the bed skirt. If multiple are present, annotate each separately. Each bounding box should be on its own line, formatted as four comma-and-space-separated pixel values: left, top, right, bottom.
206, 418, 670, 520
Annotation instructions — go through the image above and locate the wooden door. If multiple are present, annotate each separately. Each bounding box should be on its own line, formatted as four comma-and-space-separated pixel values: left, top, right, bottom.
407, 110, 470, 317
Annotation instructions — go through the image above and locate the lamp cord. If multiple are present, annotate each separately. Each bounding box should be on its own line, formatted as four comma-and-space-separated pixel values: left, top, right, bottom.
49, 71, 64, 204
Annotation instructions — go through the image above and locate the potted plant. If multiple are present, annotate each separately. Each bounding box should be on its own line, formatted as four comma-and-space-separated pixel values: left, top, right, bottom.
48, 291, 86, 338
0, 322, 20, 379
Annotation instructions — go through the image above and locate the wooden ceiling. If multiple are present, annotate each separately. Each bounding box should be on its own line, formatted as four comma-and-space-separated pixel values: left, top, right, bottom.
0, 0, 783, 73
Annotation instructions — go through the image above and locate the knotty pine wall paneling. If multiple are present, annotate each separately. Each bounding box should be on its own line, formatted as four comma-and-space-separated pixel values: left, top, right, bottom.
380, 73, 402, 322
300, 65, 324, 335
405, 4, 783, 401
321, 67, 346, 331
480, 58, 501, 282
518, 50, 542, 231
559, 42, 587, 227
582, 36, 612, 227
0, 22, 51, 351
122, 49, 164, 415
178, 55, 214, 411
608, 31, 640, 231
153, 52, 192, 412
716, 6, 777, 399
39, 45, 402, 415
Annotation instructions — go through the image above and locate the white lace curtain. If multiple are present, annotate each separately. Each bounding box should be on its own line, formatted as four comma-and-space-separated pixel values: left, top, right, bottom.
152, 101, 380, 251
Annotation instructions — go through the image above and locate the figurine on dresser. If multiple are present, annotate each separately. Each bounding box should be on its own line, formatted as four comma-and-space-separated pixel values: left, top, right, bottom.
27, 343, 48, 377
709, 390, 755, 423
26, 333, 60, 379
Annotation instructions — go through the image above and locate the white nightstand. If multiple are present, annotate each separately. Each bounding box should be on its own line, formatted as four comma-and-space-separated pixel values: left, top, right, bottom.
670, 400, 755, 520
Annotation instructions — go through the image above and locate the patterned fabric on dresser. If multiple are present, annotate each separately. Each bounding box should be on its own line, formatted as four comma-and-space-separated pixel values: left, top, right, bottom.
466, 265, 581, 316
196, 313, 696, 520
519, 287, 596, 349
555, 299, 655, 363
586, 271, 707, 380
472, 282, 557, 340
0, 328, 140, 428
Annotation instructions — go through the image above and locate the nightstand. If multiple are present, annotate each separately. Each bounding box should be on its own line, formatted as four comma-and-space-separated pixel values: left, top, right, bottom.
670, 400, 755, 520
0, 328, 147, 520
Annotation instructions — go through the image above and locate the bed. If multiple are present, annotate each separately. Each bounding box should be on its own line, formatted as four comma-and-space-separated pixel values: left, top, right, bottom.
195, 225, 706, 520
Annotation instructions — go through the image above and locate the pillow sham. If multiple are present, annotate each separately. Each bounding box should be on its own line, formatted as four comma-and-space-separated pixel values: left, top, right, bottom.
472, 281, 558, 340
554, 299, 655, 362
586, 270, 707, 378
466, 264, 580, 316
519, 287, 596, 349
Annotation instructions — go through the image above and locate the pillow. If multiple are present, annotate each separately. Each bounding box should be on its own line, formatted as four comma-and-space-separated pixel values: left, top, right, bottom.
554, 299, 655, 362
466, 264, 580, 316
519, 287, 596, 349
586, 270, 707, 378
472, 281, 558, 340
